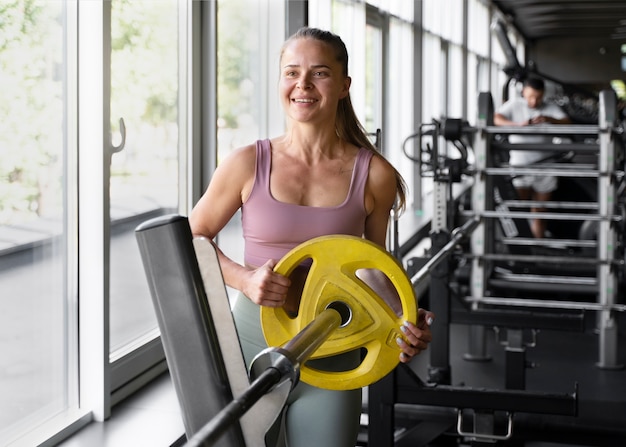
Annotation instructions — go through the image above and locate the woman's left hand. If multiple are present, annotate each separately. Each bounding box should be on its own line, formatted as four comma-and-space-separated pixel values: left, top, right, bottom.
396, 308, 435, 363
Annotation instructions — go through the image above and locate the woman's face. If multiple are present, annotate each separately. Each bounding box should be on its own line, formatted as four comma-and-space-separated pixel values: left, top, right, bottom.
279, 38, 351, 124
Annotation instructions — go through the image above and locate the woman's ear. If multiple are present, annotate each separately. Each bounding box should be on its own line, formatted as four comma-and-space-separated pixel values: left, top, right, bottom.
340, 76, 351, 99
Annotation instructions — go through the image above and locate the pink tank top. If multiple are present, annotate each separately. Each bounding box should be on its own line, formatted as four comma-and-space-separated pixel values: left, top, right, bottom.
242, 139, 372, 267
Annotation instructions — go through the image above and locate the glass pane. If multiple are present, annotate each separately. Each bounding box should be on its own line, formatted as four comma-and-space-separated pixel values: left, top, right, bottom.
387, 19, 414, 203
109, 0, 179, 355
216, 0, 275, 270
467, 0, 489, 56
448, 44, 463, 117
365, 24, 383, 134
0, 1, 71, 442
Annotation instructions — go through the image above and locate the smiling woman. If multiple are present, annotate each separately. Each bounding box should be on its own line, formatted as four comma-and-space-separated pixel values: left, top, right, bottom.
189, 27, 433, 447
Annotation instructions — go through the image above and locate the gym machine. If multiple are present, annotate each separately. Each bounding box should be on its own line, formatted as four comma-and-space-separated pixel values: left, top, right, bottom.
419, 89, 626, 370
370, 88, 625, 446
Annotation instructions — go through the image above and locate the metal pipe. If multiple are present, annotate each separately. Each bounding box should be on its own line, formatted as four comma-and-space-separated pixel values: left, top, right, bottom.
410, 216, 481, 287
492, 142, 600, 153
492, 272, 596, 286
485, 124, 599, 135
464, 252, 611, 265
465, 296, 626, 312
501, 200, 598, 210
464, 209, 622, 222
485, 167, 604, 178
502, 237, 596, 249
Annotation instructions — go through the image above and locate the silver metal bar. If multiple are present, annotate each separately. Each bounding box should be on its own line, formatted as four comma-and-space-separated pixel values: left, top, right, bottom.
389, 206, 400, 259
502, 237, 596, 248
492, 272, 596, 286
464, 296, 626, 312
465, 210, 621, 222
485, 124, 599, 135
502, 200, 598, 210
456, 409, 513, 442
534, 163, 599, 169
596, 90, 621, 369
485, 167, 602, 177
465, 252, 604, 265
470, 105, 491, 361
493, 143, 599, 153
410, 217, 481, 287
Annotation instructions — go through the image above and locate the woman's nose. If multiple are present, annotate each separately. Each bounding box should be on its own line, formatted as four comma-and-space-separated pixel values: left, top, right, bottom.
297, 75, 312, 89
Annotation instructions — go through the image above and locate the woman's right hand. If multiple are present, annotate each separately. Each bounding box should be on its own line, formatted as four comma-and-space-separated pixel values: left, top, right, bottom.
242, 259, 291, 307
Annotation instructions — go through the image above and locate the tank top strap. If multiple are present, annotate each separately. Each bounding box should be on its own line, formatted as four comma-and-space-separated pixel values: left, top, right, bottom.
351, 148, 373, 205
253, 139, 271, 192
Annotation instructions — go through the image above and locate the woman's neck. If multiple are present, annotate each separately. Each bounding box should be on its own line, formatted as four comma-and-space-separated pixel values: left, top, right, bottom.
279, 126, 344, 159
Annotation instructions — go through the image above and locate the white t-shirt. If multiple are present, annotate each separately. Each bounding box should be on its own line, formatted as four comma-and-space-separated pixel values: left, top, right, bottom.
497, 97, 568, 165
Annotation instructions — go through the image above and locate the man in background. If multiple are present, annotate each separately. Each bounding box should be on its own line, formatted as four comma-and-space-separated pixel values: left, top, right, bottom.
494, 77, 571, 238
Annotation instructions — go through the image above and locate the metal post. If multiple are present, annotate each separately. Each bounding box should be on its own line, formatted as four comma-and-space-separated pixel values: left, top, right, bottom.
466, 92, 494, 362
504, 329, 526, 390
368, 374, 396, 447
596, 90, 623, 369
406, 217, 480, 383
428, 229, 452, 384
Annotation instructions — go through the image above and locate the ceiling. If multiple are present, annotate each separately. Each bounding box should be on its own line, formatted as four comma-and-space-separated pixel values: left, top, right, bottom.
492, 0, 626, 42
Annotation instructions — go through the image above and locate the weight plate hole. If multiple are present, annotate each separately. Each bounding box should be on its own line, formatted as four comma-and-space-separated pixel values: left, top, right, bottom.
326, 301, 352, 327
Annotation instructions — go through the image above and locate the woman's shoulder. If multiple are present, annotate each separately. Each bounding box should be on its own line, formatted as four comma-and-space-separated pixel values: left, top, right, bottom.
214, 142, 260, 184
221, 141, 259, 164
367, 149, 395, 176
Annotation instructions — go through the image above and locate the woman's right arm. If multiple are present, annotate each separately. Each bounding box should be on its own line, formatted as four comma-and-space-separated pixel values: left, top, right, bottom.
189, 145, 290, 307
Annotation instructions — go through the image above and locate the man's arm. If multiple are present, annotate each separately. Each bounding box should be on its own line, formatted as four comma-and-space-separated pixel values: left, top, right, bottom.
494, 112, 520, 126
530, 114, 571, 125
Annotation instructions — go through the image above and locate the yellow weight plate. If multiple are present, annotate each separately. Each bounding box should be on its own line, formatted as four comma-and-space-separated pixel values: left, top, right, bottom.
260, 235, 418, 390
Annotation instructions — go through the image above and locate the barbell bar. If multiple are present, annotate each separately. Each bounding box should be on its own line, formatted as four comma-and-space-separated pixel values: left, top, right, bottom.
185, 308, 344, 447
409, 216, 481, 287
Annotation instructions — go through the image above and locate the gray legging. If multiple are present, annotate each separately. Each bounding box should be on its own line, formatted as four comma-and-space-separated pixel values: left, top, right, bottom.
232, 294, 362, 447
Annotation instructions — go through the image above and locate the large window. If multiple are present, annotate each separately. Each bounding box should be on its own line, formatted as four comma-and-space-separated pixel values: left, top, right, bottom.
364, 21, 384, 134
0, 0, 186, 443
108, 0, 180, 369
386, 17, 415, 206
215, 0, 284, 278
0, 1, 77, 444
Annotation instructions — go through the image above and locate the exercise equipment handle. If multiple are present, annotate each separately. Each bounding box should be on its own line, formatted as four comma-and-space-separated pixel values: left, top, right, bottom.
410, 216, 480, 287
